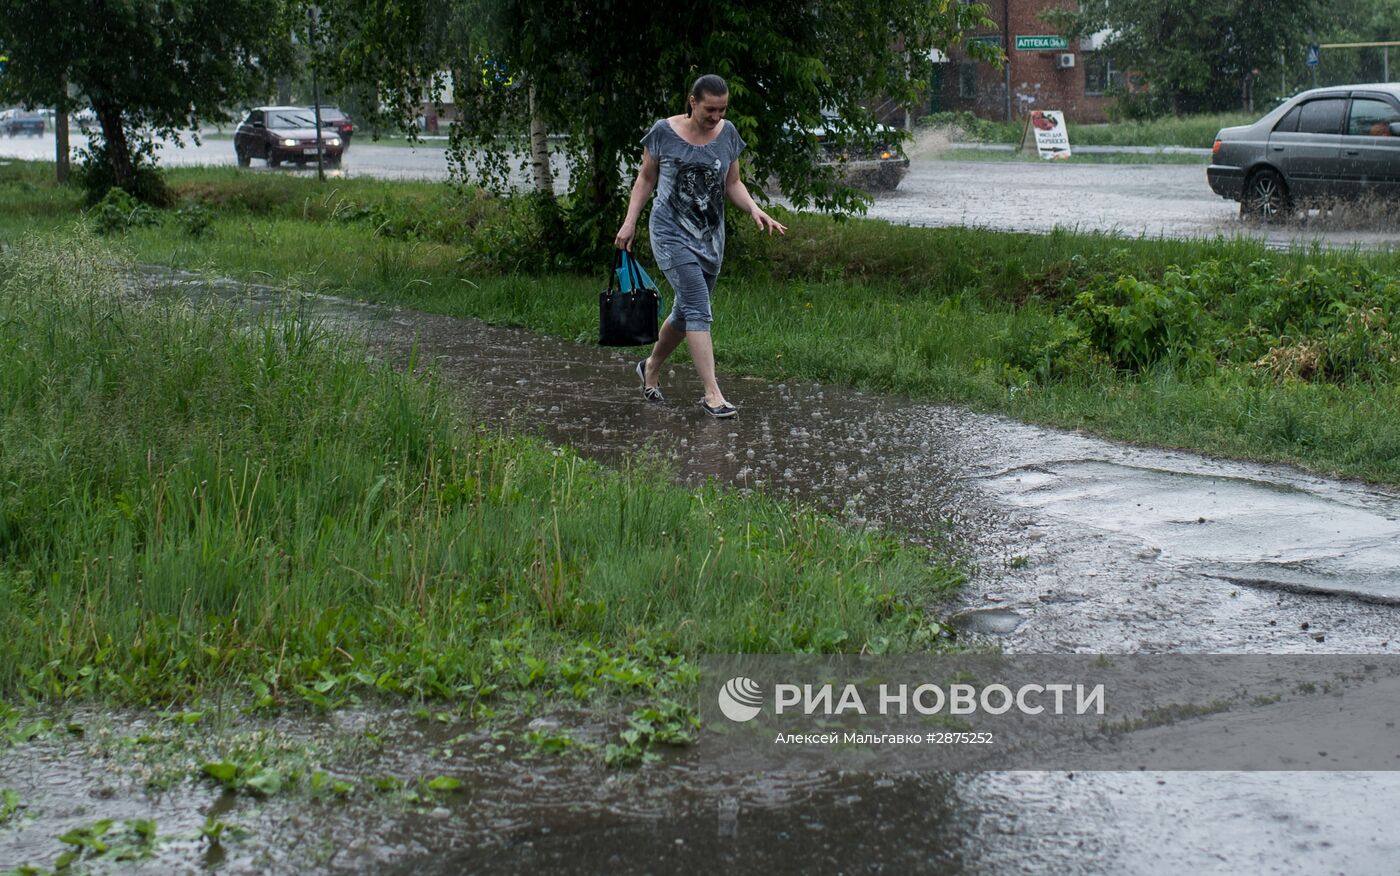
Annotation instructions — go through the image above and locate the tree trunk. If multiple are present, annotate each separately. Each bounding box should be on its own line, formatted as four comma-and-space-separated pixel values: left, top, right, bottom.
54, 104, 70, 184
92, 100, 135, 192
528, 84, 553, 195
588, 133, 617, 210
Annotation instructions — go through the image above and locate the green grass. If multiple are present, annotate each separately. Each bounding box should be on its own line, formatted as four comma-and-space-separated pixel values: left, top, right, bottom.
937, 148, 1208, 165
5, 161, 1400, 488
922, 110, 1258, 148
0, 230, 959, 712
1070, 112, 1259, 148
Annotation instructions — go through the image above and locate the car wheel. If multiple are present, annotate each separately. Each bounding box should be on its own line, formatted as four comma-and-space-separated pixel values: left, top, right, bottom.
1241, 169, 1292, 222
267, 147, 282, 168
325, 154, 342, 168
236, 146, 250, 168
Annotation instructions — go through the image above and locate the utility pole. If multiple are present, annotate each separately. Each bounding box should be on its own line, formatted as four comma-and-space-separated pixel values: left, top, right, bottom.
308, 5, 325, 182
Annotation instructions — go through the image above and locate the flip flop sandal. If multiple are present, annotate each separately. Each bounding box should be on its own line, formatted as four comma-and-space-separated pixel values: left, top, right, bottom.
636, 359, 664, 402
698, 398, 738, 418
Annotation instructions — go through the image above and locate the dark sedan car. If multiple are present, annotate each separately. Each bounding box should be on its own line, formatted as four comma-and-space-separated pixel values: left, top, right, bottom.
1208, 84, 1400, 220
812, 113, 910, 191
1, 111, 46, 137
233, 106, 344, 168
308, 105, 355, 146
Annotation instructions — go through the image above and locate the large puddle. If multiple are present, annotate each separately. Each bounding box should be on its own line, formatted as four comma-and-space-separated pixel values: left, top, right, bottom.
156, 269, 1400, 655
4, 271, 1399, 873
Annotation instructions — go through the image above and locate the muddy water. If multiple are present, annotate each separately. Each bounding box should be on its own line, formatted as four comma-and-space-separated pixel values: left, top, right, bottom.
4, 272, 1399, 874
167, 271, 1400, 655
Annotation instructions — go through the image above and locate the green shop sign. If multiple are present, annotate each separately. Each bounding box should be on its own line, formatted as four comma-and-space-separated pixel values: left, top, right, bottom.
1015, 35, 1068, 51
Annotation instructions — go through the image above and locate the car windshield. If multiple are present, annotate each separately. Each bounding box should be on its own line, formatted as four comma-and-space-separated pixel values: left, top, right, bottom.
268, 112, 317, 129
313, 108, 345, 121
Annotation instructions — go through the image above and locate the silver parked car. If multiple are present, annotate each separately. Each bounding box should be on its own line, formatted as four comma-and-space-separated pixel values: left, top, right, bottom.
1207, 84, 1400, 220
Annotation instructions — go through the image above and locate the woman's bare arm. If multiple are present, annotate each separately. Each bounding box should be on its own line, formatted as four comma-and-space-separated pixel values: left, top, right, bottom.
614, 148, 661, 251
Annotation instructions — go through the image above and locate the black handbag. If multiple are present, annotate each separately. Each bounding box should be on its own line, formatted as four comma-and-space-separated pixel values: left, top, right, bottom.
599, 250, 661, 346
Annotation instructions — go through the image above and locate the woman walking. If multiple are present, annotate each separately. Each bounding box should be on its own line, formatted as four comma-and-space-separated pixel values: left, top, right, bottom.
614, 74, 786, 418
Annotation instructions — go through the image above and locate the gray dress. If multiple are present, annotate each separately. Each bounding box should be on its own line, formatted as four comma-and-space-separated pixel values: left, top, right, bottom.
641, 119, 746, 275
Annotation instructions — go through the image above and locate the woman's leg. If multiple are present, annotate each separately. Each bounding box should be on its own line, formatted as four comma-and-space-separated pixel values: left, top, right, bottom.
644, 318, 685, 388
676, 268, 725, 407
686, 330, 727, 407
651, 262, 718, 394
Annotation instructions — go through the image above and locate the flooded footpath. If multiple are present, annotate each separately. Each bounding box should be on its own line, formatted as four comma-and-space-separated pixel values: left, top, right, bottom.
3, 272, 1399, 874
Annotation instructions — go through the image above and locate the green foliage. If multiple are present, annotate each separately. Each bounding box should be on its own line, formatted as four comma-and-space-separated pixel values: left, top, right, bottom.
0, 231, 959, 709
1064, 271, 1212, 374
921, 111, 1022, 144
1069, 113, 1258, 148
0, 788, 21, 825
993, 313, 1104, 386
73, 141, 171, 208
175, 203, 214, 239
199, 817, 254, 848
0, 0, 295, 190
325, 0, 1002, 260
1048, 0, 1329, 114
604, 701, 698, 767
54, 819, 158, 870
201, 761, 285, 797
86, 188, 163, 235
1026, 253, 1400, 385
1314, 0, 1400, 86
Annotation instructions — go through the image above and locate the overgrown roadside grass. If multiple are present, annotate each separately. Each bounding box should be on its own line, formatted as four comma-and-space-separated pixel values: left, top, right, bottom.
936, 148, 1207, 165
4, 162, 1400, 485
921, 110, 1258, 147
1070, 112, 1259, 148
0, 232, 959, 731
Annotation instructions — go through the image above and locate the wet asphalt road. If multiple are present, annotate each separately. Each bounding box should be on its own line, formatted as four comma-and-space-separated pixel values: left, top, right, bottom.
4, 129, 1400, 249
6, 272, 1390, 875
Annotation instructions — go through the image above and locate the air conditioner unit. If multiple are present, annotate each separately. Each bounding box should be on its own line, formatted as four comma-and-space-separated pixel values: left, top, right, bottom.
1056, 53, 1076, 69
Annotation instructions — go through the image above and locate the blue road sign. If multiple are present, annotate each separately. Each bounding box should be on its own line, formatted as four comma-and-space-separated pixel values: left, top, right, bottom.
1306, 44, 1321, 67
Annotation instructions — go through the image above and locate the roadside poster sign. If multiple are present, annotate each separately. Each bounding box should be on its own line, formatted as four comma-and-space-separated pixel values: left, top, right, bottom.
1020, 110, 1071, 160
1015, 35, 1068, 51
1306, 44, 1321, 66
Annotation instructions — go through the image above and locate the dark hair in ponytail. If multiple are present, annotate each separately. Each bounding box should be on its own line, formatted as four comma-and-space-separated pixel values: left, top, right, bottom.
685, 74, 728, 117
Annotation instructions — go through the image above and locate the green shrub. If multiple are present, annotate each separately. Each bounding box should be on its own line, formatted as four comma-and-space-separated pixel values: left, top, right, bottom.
920, 111, 1020, 143
993, 312, 1107, 385
1064, 270, 1213, 374
1042, 254, 1400, 385
73, 140, 172, 208
174, 202, 213, 238
86, 187, 162, 235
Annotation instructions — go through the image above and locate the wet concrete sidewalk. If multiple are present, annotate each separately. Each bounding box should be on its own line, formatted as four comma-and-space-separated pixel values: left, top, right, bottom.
171, 270, 1400, 655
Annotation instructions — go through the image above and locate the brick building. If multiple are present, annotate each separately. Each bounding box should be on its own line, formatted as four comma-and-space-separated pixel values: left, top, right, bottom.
930, 0, 1122, 123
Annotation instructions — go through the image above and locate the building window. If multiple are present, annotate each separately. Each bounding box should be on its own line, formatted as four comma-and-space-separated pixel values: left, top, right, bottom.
959, 63, 978, 99
1083, 52, 1122, 96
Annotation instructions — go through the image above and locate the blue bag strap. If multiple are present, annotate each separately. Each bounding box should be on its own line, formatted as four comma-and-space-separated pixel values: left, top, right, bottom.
618, 250, 647, 293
